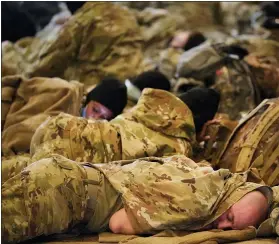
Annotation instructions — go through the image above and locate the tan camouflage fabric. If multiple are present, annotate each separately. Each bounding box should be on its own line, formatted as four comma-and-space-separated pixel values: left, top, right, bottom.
228, 38, 279, 61
99, 228, 260, 244
212, 59, 261, 121
1, 37, 46, 77
194, 113, 239, 163
212, 98, 279, 187
220, 2, 260, 30
165, 2, 222, 30
1, 2, 144, 88
258, 186, 279, 237
1, 75, 84, 155
131, 3, 221, 74
1, 153, 32, 184
2, 153, 277, 243
2, 155, 89, 243
1, 41, 29, 77
94, 154, 268, 234
135, 7, 177, 55
31, 88, 195, 164
176, 43, 227, 81
245, 54, 279, 98
130, 7, 179, 74
157, 47, 184, 80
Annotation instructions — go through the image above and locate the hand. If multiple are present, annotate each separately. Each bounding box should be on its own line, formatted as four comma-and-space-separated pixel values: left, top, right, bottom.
198, 119, 222, 142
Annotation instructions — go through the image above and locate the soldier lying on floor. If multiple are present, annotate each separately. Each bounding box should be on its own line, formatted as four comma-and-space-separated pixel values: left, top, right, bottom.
2, 154, 278, 243
1, 75, 127, 155
31, 87, 220, 163
2, 87, 220, 183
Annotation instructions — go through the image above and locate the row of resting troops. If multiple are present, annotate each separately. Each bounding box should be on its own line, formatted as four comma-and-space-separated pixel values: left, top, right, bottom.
1, 2, 279, 244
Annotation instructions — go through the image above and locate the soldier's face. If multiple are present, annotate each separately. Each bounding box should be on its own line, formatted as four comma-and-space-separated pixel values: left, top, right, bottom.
170, 32, 189, 48
210, 191, 269, 230
85, 101, 113, 120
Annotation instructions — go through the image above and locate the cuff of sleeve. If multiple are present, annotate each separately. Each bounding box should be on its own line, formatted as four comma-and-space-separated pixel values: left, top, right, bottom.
125, 206, 150, 234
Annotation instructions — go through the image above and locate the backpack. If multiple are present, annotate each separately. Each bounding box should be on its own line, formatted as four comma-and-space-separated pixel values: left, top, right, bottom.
212, 98, 279, 186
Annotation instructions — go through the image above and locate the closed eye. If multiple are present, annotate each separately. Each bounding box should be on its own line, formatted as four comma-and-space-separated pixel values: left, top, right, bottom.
92, 107, 100, 113
227, 210, 235, 226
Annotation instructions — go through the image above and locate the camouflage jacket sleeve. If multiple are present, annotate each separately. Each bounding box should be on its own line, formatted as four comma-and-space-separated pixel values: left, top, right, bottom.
1, 153, 32, 184
111, 88, 195, 159
257, 186, 279, 236
28, 2, 143, 88
31, 113, 122, 164
95, 155, 263, 234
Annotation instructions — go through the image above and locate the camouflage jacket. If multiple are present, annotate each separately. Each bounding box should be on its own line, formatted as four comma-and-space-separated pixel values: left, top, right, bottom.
176, 42, 262, 120
1, 75, 84, 155
31, 88, 195, 163
93, 154, 275, 234
2, 2, 144, 88
213, 59, 261, 121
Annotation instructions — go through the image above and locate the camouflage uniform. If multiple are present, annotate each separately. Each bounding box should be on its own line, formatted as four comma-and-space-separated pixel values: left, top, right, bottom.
30, 88, 195, 164
245, 53, 279, 99
176, 42, 262, 120
210, 98, 279, 187
2, 154, 278, 243
2, 2, 143, 88
1, 75, 84, 155
212, 59, 261, 121
130, 3, 221, 76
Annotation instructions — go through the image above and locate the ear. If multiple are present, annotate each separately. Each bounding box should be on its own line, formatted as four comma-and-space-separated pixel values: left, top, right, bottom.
109, 208, 136, 235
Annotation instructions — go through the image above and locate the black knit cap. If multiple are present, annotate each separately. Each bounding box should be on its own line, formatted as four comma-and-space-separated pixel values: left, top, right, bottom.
132, 71, 171, 91
183, 31, 207, 51
179, 87, 220, 133
85, 78, 127, 118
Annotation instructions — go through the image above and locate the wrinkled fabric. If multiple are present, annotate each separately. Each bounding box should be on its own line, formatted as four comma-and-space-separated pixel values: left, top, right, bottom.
230, 38, 279, 61
131, 3, 221, 75
30, 88, 194, 164
213, 59, 261, 120
157, 47, 184, 80
1, 75, 84, 155
245, 54, 279, 98
99, 228, 259, 244
94, 154, 267, 234
258, 186, 279, 236
1, 153, 32, 184
176, 43, 228, 81
2, 2, 144, 88
2, 155, 89, 243
213, 98, 279, 187
2, 154, 276, 243
1, 41, 27, 77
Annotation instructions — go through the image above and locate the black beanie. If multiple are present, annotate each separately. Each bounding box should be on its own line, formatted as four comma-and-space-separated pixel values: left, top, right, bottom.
183, 31, 207, 52
85, 78, 127, 117
132, 71, 171, 91
179, 87, 220, 133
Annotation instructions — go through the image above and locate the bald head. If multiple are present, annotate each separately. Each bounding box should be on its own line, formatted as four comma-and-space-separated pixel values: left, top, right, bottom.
213, 190, 269, 230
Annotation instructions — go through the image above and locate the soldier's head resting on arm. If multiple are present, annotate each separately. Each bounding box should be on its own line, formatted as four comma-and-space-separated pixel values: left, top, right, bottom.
83, 77, 127, 120
202, 190, 269, 230
110, 189, 270, 235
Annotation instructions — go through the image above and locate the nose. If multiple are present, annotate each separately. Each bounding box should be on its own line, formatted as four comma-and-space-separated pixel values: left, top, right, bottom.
217, 219, 233, 230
